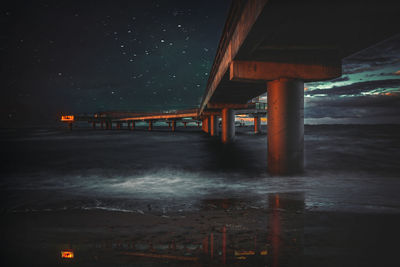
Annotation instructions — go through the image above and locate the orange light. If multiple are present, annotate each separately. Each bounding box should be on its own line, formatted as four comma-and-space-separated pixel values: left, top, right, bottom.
61, 250, 74, 259
61, 115, 74, 122
234, 250, 255, 256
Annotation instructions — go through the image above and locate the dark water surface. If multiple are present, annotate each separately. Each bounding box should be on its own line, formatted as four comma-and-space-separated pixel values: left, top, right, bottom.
1, 125, 400, 266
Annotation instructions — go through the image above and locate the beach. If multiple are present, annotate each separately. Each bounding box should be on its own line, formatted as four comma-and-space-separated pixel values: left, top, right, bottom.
1, 125, 400, 266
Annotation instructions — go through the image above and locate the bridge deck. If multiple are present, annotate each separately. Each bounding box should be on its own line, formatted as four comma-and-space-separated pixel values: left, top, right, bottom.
200, 0, 399, 113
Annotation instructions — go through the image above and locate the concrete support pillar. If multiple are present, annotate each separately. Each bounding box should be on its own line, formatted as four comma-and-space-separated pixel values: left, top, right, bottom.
128, 121, 131, 130
92, 121, 96, 129
68, 122, 73, 130
197, 122, 200, 128
148, 121, 153, 131
183, 122, 187, 128
206, 117, 210, 133
267, 78, 304, 175
116, 122, 121, 130
132, 121, 135, 130
171, 120, 176, 132
210, 115, 218, 136
168, 121, 171, 128
221, 108, 235, 143
101, 121, 104, 129
202, 118, 209, 133
254, 116, 261, 134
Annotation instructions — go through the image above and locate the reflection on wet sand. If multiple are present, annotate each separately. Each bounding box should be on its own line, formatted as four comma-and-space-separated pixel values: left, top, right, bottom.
56, 193, 305, 266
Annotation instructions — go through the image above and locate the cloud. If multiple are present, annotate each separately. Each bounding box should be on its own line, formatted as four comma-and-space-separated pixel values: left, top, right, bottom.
304, 94, 400, 124
329, 76, 350, 82
306, 79, 400, 96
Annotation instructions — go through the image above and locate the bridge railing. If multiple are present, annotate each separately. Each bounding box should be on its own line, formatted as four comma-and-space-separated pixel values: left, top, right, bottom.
246, 102, 267, 110
200, 0, 247, 110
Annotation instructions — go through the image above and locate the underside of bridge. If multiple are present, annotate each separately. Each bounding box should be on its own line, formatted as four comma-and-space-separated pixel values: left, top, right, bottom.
200, 0, 399, 174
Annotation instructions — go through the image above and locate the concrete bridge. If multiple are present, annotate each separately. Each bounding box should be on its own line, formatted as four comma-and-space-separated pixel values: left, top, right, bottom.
62, 0, 398, 175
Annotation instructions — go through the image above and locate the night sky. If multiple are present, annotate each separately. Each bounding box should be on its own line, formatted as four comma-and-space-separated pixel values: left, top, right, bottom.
2, 0, 400, 126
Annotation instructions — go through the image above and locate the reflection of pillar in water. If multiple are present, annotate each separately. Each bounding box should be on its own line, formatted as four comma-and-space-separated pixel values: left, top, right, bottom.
203, 236, 209, 255
267, 193, 304, 267
210, 233, 214, 259
222, 226, 226, 265
270, 195, 281, 267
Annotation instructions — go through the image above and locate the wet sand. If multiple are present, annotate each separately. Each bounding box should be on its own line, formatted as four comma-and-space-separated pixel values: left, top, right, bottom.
2, 194, 400, 266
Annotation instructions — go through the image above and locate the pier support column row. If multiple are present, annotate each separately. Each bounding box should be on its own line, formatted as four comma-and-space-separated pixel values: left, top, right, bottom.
202, 117, 210, 133
267, 78, 304, 175
221, 108, 235, 144
254, 116, 261, 134
171, 120, 176, 132
210, 115, 218, 137
148, 121, 153, 131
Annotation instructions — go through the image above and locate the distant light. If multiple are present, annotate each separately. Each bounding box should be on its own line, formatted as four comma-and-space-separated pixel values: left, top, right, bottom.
61, 250, 74, 259
61, 115, 74, 122
177, 24, 182, 28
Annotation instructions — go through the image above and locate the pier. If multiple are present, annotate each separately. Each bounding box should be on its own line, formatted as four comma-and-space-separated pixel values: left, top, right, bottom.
61, 0, 399, 175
